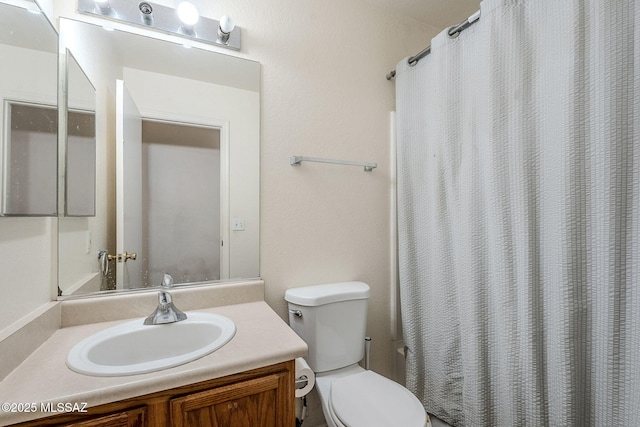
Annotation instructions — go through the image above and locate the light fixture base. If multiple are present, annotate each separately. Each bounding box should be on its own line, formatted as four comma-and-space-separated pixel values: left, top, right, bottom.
78, 0, 241, 51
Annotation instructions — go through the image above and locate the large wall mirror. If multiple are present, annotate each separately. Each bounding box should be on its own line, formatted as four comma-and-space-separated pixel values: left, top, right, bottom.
58, 18, 260, 297
0, 0, 58, 217
0, 0, 59, 330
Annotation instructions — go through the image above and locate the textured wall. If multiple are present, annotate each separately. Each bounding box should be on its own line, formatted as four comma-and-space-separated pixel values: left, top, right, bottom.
227, 3, 436, 424
212, 0, 437, 378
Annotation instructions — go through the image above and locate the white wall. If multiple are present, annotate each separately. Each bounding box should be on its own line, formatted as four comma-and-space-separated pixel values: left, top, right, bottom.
0, 217, 55, 328
195, 0, 438, 381
221, 3, 438, 423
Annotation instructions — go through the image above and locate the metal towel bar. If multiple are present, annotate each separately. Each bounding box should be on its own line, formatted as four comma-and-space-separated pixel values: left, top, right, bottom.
290, 155, 377, 172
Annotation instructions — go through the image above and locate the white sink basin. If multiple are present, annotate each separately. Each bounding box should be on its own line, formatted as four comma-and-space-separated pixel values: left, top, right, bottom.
66, 312, 236, 376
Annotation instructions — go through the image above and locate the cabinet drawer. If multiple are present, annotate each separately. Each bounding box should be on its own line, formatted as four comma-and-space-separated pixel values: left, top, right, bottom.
58, 407, 146, 427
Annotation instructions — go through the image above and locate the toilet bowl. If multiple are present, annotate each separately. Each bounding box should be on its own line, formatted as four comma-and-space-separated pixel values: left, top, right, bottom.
315, 364, 427, 427
285, 282, 427, 427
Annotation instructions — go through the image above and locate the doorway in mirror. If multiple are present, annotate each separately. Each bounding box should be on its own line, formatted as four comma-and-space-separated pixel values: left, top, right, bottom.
114, 80, 222, 290
142, 120, 221, 287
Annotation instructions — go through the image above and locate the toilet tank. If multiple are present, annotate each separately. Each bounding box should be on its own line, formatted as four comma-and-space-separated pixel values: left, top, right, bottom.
285, 282, 370, 373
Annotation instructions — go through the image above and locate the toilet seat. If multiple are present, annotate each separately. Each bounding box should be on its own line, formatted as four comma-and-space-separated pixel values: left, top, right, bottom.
328, 370, 427, 427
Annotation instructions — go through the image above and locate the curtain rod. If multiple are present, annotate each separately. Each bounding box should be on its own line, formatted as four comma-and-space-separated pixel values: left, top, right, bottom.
386, 10, 481, 81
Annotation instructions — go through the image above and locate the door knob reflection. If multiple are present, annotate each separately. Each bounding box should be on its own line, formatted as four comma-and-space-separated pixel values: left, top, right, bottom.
107, 252, 137, 263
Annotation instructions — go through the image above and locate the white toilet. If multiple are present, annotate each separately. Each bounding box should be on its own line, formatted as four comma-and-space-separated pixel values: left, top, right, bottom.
285, 281, 427, 427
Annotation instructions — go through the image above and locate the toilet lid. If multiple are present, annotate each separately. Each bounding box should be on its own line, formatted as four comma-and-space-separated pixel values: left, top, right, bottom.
330, 370, 426, 427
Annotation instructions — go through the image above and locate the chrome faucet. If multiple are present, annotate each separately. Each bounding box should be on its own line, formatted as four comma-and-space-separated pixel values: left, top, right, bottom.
144, 273, 187, 325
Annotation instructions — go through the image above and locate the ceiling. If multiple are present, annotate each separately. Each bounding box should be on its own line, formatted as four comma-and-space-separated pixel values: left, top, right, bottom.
367, 0, 482, 29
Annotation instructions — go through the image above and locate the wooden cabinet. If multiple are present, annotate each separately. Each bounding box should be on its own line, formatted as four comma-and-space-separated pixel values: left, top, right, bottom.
171, 369, 291, 427
60, 407, 146, 427
11, 361, 295, 427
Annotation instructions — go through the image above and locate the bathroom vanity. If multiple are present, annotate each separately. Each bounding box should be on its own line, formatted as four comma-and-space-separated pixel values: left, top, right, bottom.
9, 361, 294, 426
0, 283, 308, 427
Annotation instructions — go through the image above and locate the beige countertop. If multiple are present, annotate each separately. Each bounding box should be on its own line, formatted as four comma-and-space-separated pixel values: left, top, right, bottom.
0, 301, 308, 425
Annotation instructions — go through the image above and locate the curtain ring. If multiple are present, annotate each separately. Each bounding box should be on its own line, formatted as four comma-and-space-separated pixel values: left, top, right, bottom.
448, 26, 461, 39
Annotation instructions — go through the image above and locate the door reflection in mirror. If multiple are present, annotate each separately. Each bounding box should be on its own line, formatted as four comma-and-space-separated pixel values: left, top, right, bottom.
113, 80, 221, 290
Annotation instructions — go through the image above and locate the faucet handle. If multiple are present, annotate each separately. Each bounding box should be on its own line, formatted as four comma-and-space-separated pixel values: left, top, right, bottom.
158, 289, 173, 304
161, 273, 174, 288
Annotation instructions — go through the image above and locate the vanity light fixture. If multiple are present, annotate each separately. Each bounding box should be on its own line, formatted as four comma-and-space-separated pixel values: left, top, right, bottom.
79, 0, 241, 51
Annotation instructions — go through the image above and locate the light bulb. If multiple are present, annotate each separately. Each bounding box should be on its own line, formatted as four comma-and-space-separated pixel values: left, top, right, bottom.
94, 0, 111, 15
177, 2, 199, 27
217, 15, 234, 44
219, 15, 235, 34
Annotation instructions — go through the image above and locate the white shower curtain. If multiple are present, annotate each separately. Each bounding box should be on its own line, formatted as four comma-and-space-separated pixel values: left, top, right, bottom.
396, 1, 640, 426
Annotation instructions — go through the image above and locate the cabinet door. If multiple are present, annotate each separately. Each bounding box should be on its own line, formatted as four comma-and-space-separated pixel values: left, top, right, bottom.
61, 407, 146, 427
171, 371, 293, 427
